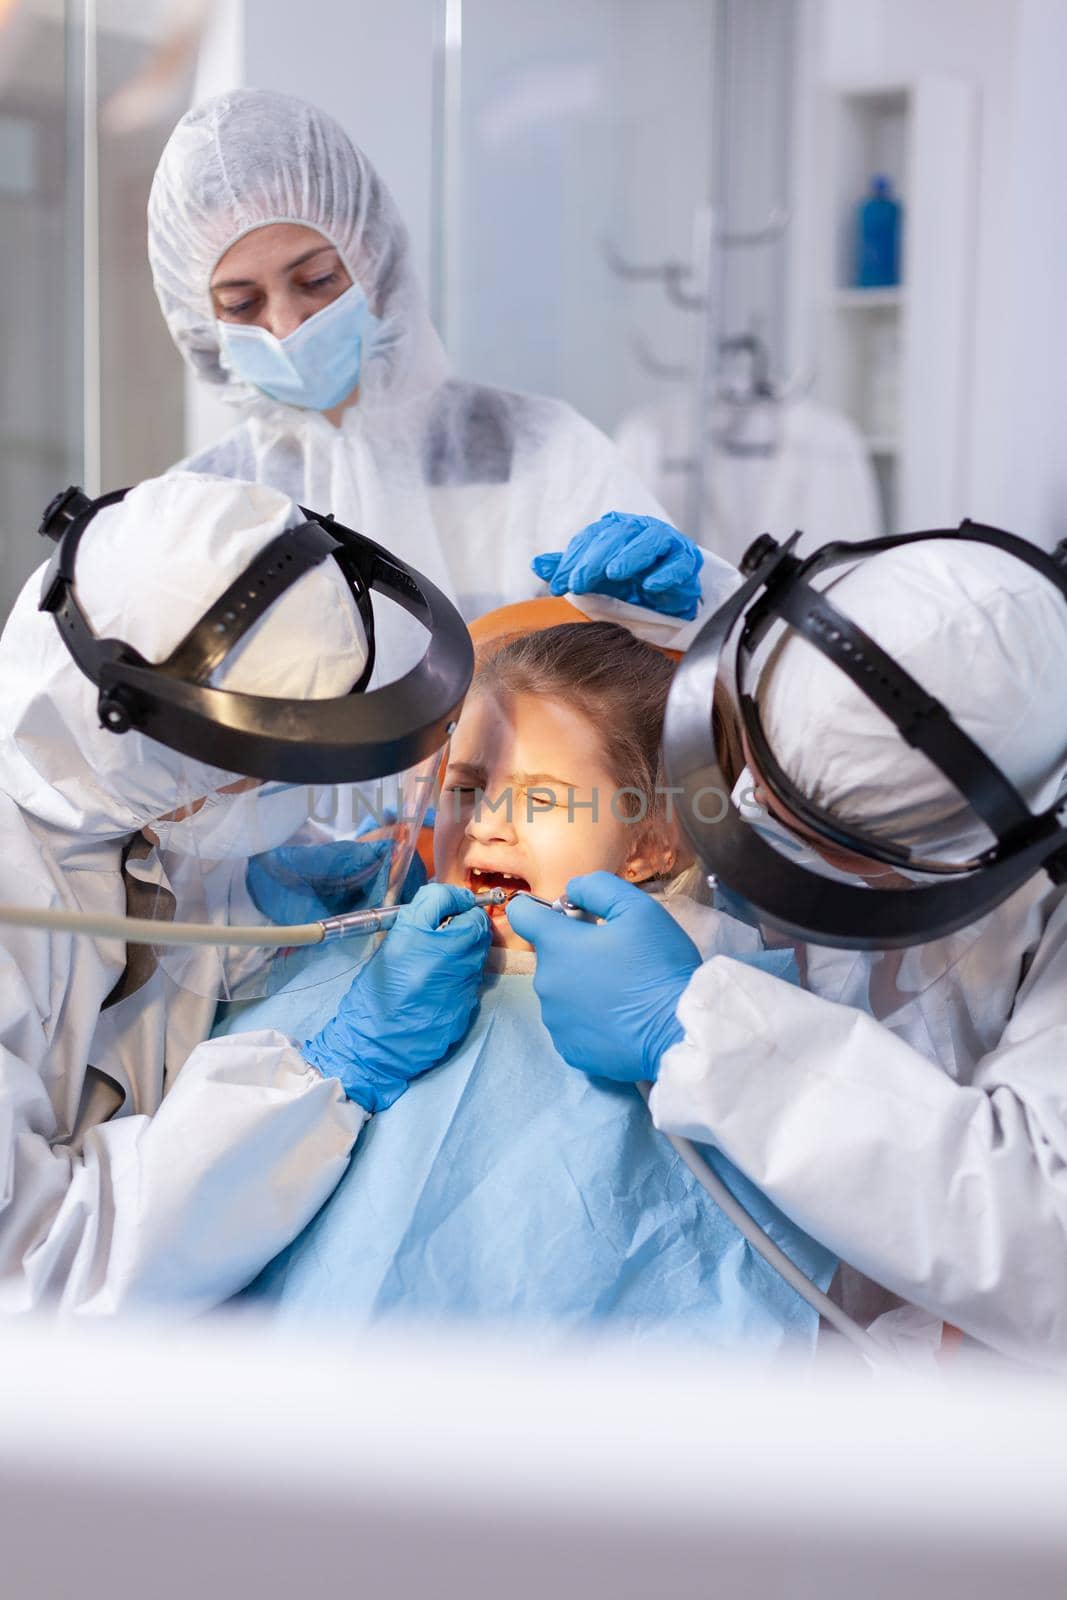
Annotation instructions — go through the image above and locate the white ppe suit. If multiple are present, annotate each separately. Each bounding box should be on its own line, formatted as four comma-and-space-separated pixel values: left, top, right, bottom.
650, 541, 1067, 1364
147, 91, 738, 670
0, 475, 369, 1314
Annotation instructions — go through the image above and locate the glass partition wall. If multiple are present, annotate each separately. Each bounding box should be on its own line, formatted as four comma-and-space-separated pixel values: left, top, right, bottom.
0, 0, 189, 625
0, 0, 84, 622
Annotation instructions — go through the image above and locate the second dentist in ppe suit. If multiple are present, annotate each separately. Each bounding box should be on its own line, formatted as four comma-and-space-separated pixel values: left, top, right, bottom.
511, 529, 1067, 1365
147, 89, 736, 669
0, 472, 488, 1314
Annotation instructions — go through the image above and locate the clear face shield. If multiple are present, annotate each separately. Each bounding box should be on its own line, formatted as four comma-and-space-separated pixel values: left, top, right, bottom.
138, 754, 442, 1003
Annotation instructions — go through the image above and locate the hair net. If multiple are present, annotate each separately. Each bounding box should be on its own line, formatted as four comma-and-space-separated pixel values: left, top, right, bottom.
756, 540, 1067, 862
147, 89, 447, 407
0, 473, 367, 837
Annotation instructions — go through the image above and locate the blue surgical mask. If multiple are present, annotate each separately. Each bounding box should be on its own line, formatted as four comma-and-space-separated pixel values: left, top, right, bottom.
216, 283, 380, 411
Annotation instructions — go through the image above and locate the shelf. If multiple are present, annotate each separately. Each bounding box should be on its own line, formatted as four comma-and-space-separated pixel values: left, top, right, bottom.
829, 287, 905, 310
815, 75, 979, 529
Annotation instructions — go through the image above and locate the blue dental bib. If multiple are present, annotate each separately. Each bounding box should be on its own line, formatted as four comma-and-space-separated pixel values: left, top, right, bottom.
215, 942, 835, 1348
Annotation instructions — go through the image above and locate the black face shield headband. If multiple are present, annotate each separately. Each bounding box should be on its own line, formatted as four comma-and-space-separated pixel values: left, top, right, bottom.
37, 485, 474, 784
662, 521, 1067, 950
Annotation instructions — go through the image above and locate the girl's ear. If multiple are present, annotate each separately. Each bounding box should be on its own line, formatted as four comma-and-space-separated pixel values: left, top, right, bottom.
623, 828, 679, 885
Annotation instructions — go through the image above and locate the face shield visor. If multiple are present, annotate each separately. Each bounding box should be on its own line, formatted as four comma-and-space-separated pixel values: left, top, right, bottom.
139, 758, 441, 1001
663, 523, 1067, 950
38, 484, 471, 1000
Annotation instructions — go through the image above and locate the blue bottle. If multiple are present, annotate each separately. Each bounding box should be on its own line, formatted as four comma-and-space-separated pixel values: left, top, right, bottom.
855, 174, 901, 288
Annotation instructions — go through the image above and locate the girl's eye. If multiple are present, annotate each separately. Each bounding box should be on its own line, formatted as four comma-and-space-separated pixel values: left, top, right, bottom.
301, 273, 339, 293
525, 792, 557, 812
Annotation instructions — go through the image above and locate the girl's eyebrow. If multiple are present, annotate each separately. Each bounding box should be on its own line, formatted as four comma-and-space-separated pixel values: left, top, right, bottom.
445, 762, 578, 790
511, 770, 577, 790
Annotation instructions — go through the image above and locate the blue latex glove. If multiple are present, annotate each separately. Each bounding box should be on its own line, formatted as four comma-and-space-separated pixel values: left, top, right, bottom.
532, 511, 704, 620
506, 872, 702, 1082
303, 883, 491, 1112
247, 838, 427, 924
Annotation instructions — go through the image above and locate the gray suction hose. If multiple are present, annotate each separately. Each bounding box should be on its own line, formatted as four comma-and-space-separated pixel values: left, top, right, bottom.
637, 1082, 886, 1364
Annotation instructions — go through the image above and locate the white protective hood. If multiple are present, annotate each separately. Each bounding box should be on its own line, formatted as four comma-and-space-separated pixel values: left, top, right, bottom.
756, 539, 1067, 863
148, 88, 447, 410
0, 472, 366, 843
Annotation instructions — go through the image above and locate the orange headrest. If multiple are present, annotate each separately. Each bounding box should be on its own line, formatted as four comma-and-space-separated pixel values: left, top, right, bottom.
468, 596, 682, 663
467, 596, 589, 653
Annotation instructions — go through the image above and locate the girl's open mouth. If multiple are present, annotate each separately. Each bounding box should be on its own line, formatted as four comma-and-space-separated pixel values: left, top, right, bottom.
465, 866, 531, 914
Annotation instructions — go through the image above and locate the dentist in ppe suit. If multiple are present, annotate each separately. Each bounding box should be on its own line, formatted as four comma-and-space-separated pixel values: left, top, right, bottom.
0, 471, 488, 1314
147, 90, 736, 665
509, 524, 1067, 1366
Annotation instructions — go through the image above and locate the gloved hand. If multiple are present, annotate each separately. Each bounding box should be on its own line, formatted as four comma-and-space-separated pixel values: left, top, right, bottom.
507, 872, 701, 1081
303, 883, 491, 1112
532, 511, 704, 620
247, 837, 427, 924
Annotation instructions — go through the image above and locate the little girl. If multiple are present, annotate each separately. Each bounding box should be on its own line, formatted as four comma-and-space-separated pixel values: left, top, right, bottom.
434, 622, 691, 946
219, 623, 834, 1347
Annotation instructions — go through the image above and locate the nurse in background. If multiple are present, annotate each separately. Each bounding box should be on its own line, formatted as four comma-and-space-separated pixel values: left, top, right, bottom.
147, 89, 733, 671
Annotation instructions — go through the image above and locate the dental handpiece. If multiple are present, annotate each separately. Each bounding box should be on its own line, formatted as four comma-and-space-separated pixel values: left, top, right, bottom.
0, 888, 508, 949
318, 886, 506, 941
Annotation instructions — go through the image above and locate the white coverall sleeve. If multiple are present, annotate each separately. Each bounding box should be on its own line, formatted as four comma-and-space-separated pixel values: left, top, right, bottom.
1, 939, 363, 1314
88, 1034, 365, 1313
649, 925, 1067, 1366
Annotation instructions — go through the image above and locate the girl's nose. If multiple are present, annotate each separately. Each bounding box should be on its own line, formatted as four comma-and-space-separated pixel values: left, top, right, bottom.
464, 792, 518, 844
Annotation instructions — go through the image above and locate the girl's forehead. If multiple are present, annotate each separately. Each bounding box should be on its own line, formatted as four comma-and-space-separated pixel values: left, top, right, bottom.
452, 685, 610, 769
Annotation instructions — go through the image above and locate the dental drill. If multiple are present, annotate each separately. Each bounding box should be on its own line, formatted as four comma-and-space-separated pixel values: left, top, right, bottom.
0, 888, 507, 948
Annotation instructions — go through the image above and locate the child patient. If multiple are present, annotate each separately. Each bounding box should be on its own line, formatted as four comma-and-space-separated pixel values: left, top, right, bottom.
222, 623, 834, 1347
435, 622, 687, 951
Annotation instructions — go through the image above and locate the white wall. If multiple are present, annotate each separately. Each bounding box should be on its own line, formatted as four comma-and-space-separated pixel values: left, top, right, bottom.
1, 9, 84, 622
812, 0, 1067, 547
997, 0, 1067, 547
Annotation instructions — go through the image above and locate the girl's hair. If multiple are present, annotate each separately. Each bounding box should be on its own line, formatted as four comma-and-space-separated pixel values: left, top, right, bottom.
474, 622, 743, 892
